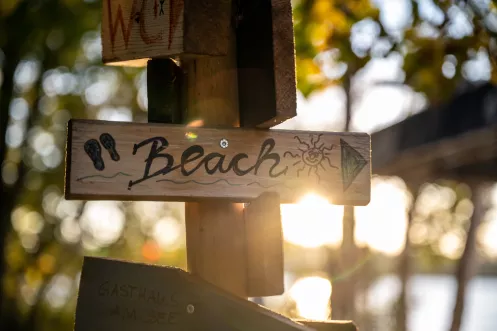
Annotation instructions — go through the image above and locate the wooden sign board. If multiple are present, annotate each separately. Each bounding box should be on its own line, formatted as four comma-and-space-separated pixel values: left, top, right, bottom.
236, 0, 297, 128
102, 0, 231, 66
297, 320, 357, 331
75, 256, 315, 331
65, 120, 371, 205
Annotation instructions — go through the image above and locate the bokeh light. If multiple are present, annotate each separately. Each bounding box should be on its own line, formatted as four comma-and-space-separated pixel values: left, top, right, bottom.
282, 193, 343, 248
289, 276, 332, 320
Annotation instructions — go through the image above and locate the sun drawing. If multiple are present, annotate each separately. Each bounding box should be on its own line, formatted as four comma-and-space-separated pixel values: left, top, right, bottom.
284, 134, 338, 182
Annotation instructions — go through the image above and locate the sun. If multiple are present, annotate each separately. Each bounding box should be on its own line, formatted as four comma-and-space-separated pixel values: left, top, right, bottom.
284, 134, 337, 182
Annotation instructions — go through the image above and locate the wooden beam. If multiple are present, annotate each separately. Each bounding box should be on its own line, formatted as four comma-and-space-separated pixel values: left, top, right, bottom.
236, 0, 297, 128
180, 19, 248, 297
147, 58, 184, 123
297, 320, 357, 331
102, 0, 232, 66
184, 201, 247, 297
372, 123, 497, 182
75, 256, 317, 331
143, 50, 247, 298
244, 192, 284, 296
65, 120, 371, 205
371, 83, 497, 182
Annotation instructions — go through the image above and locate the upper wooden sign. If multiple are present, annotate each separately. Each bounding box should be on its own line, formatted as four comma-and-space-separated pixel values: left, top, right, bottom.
65, 120, 371, 205
102, 0, 231, 65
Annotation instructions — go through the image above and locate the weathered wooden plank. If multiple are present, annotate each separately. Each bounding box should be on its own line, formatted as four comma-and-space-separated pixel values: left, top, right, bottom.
102, 0, 231, 66
371, 82, 497, 182
185, 201, 248, 297
75, 256, 316, 331
147, 59, 184, 124
179, 24, 249, 298
297, 320, 357, 331
244, 192, 284, 296
372, 120, 497, 183
65, 120, 371, 205
236, 0, 297, 128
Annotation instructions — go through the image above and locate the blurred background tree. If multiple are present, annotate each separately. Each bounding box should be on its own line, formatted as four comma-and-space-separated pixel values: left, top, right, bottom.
1, 1, 497, 331
292, 0, 496, 330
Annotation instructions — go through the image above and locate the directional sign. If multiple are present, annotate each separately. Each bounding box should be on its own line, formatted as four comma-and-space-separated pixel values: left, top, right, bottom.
102, 0, 231, 65
75, 256, 315, 331
102, 0, 298, 127
65, 120, 371, 205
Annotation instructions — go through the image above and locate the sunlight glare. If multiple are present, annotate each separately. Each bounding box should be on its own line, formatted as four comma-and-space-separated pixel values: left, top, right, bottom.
80, 201, 125, 246
186, 119, 204, 127
44, 274, 73, 309
133, 201, 168, 235
478, 209, 497, 258
438, 230, 464, 259
281, 193, 343, 248
355, 177, 410, 256
153, 216, 181, 250
60, 217, 82, 244
289, 276, 332, 320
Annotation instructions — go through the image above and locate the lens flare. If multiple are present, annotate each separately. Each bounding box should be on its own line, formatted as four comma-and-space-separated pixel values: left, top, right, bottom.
185, 132, 197, 141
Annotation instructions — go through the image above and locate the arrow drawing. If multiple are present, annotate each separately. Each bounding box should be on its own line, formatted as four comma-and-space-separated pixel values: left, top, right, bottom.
340, 139, 367, 191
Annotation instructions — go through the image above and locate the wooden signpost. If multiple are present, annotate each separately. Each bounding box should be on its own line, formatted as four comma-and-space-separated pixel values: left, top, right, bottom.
102, 0, 232, 65
66, 120, 370, 205
75, 256, 357, 331
67, 0, 369, 330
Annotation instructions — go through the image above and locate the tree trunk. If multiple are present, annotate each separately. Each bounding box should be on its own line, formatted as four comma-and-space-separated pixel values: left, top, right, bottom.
0, 3, 30, 327
449, 183, 486, 331
331, 72, 356, 320
0, 3, 57, 329
395, 182, 419, 331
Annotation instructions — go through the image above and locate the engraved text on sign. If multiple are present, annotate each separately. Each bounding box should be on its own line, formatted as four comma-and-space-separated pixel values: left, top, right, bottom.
65, 120, 371, 205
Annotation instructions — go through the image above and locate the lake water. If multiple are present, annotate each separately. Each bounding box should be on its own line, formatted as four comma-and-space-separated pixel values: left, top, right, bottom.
368, 274, 497, 331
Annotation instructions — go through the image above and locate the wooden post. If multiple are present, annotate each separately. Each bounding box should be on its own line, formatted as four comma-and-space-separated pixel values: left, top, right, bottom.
180, 15, 248, 297
244, 192, 284, 296
141, 3, 249, 297
68, 2, 370, 329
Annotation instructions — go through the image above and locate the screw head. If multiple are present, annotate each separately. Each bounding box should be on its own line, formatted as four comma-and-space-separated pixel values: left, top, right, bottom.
186, 304, 195, 314
219, 138, 229, 149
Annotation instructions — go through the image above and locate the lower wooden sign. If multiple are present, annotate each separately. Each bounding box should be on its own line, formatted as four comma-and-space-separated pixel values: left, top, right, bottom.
75, 256, 315, 331
65, 120, 371, 205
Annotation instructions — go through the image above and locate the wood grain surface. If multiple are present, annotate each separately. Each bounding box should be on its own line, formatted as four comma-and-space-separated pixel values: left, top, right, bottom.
65, 120, 371, 205
236, 0, 297, 128
244, 192, 284, 296
75, 256, 316, 331
179, 25, 249, 297
102, 0, 231, 65
297, 320, 357, 331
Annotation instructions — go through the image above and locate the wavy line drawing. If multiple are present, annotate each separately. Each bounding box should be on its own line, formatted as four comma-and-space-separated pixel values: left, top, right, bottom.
76, 172, 132, 182
294, 136, 310, 149
153, 176, 331, 193
283, 151, 300, 158
311, 134, 323, 146
156, 178, 244, 186
248, 182, 296, 190
247, 182, 280, 189
155, 178, 301, 190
